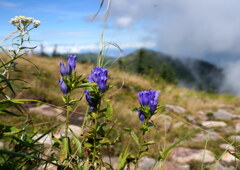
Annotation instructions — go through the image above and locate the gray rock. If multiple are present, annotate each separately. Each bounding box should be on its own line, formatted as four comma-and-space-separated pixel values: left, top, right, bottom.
212, 162, 234, 170
138, 156, 156, 170
0, 141, 4, 148
201, 121, 227, 128
213, 109, 238, 120
33, 134, 54, 145
170, 147, 215, 164
229, 135, 240, 142
235, 122, 240, 133
29, 105, 64, 121
221, 152, 237, 164
172, 122, 185, 129
165, 104, 186, 114
185, 115, 196, 124
191, 131, 219, 142
157, 161, 190, 170
57, 124, 82, 138
157, 114, 172, 131
219, 144, 235, 152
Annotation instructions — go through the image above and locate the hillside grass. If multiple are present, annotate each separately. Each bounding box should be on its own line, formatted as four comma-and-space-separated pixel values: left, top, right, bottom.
3, 54, 240, 158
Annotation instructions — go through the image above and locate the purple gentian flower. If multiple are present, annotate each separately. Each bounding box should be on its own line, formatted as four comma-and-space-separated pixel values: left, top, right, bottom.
59, 78, 68, 95
88, 67, 108, 93
137, 89, 159, 121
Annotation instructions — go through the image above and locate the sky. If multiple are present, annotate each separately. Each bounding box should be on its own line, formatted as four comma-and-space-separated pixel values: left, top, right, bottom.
1, 0, 240, 60
1, 0, 240, 94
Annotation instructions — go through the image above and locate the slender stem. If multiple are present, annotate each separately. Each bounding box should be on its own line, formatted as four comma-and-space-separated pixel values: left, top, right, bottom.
65, 104, 70, 137
91, 100, 101, 167
135, 122, 146, 170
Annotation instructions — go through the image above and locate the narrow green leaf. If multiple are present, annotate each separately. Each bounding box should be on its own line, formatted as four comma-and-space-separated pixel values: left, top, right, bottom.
0, 149, 59, 166
143, 141, 155, 146
19, 46, 37, 50
106, 103, 113, 121
131, 131, 140, 146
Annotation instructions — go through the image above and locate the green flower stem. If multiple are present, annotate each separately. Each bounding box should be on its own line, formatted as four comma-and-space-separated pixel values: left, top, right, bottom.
91, 101, 101, 167
135, 122, 147, 170
65, 105, 70, 138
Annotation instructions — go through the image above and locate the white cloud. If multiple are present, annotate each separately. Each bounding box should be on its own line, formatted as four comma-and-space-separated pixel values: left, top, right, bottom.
0, 1, 19, 7
109, 0, 240, 58
115, 17, 133, 28
35, 42, 155, 54
220, 61, 240, 96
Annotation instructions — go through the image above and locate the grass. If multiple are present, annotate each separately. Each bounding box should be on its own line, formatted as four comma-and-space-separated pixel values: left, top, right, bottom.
2, 54, 240, 162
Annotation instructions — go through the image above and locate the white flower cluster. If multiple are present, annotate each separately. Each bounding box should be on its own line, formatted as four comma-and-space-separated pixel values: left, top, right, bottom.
9, 16, 41, 30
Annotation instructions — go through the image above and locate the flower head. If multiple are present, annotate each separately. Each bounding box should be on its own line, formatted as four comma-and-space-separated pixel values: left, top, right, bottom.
88, 67, 108, 93
137, 89, 159, 121
59, 78, 68, 95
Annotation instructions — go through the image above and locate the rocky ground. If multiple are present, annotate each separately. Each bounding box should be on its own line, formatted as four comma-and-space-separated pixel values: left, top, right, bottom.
5, 103, 237, 170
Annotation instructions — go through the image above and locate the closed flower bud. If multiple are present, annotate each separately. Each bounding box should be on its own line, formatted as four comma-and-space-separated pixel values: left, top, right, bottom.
60, 62, 71, 76
59, 78, 68, 95
138, 109, 145, 122
67, 55, 77, 71
85, 89, 98, 112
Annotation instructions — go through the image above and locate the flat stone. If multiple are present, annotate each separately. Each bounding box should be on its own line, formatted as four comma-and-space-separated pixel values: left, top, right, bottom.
33, 134, 54, 145
213, 109, 238, 120
102, 156, 118, 169
235, 122, 240, 133
201, 121, 227, 128
191, 131, 219, 142
185, 115, 196, 124
138, 156, 156, 170
170, 147, 215, 164
159, 161, 190, 170
29, 105, 64, 121
229, 135, 240, 142
157, 114, 172, 131
219, 144, 235, 152
165, 104, 186, 114
172, 122, 185, 129
57, 124, 82, 138
212, 162, 234, 170
0, 141, 4, 148
221, 152, 236, 164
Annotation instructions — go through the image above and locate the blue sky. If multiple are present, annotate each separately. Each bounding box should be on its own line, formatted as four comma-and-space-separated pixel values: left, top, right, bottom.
1, 0, 240, 60
0, 0, 153, 54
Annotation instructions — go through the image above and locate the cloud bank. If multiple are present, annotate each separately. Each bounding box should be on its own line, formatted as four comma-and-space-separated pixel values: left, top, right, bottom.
110, 0, 240, 58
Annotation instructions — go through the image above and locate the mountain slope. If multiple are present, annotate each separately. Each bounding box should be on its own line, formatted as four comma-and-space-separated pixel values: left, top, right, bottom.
115, 49, 223, 92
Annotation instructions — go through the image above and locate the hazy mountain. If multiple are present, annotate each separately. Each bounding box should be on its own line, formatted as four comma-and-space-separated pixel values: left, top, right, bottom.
115, 49, 224, 92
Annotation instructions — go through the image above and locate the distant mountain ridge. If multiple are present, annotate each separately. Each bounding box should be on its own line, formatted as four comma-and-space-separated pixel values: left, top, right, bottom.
115, 49, 224, 92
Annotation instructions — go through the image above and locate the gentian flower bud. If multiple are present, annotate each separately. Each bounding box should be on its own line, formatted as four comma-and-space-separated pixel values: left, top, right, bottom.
60, 62, 71, 76
85, 89, 98, 112
138, 109, 145, 122
67, 55, 77, 71
59, 78, 68, 95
